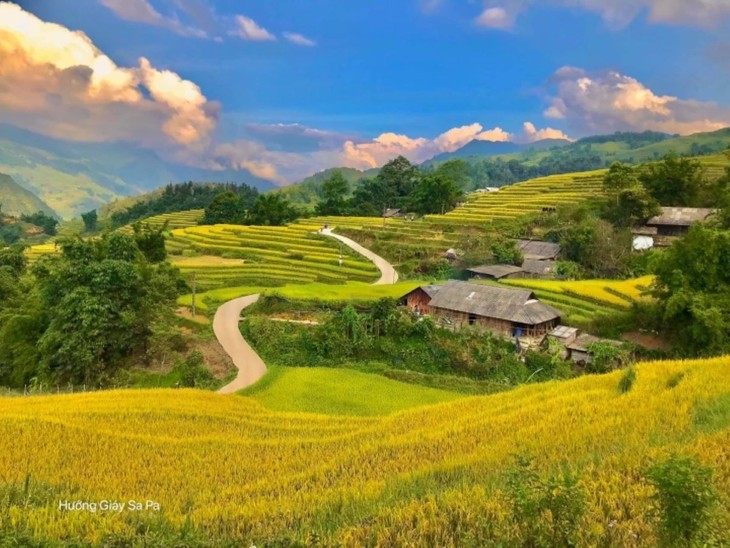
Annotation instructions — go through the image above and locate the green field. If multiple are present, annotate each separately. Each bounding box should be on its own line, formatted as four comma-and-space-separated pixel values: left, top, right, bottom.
240, 366, 462, 415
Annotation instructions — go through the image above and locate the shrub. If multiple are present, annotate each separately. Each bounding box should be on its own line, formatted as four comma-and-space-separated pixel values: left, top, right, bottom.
176, 351, 214, 388
647, 454, 714, 547
618, 366, 636, 393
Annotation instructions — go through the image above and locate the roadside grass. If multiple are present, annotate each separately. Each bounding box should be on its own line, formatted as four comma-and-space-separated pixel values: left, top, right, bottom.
239, 366, 463, 416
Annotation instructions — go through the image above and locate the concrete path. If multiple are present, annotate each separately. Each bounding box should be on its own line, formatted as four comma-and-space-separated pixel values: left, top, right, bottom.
321, 229, 399, 285
215, 229, 398, 394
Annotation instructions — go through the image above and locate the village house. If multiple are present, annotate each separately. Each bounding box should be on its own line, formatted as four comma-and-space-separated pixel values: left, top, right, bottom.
400, 285, 441, 315
466, 264, 523, 281
547, 326, 623, 364
401, 280, 562, 339
517, 240, 561, 261
633, 207, 715, 249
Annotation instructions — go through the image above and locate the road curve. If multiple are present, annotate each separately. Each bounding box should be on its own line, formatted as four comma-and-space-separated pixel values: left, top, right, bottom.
215, 229, 398, 394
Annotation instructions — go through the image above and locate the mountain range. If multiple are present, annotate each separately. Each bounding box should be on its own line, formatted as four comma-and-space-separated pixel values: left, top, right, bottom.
0, 172, 56, 219
0, 125, 275, 219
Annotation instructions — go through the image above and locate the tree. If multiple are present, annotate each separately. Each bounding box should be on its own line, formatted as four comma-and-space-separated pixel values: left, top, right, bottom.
433, 159, 470, 190
651, 224, 730, 355
603, 162, 639, 203
202, 192, 243, 225
81, 210, 98, 233
20, 211, 58, 236
639, 153, 704, 206
410, 172, 462, 214
133, 222, 168, 263
315, 171, 349, 216
246, 194, 299, 226
604, 186, 661, 228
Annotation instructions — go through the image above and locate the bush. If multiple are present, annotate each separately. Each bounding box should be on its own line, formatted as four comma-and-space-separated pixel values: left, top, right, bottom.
176, 351, 214, 388
618, 366, 636, 393
506, 455, 585, 547
647, 454, 714, 546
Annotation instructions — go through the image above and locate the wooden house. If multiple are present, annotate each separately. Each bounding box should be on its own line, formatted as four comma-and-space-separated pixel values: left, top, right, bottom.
519, 259, 556, 279
517, 240, 561, 261
633, 207, 715, 249
416, 280, 562, 338
565, 333, 622, 365
467, 264, 523, 281
400, 285, 442, 315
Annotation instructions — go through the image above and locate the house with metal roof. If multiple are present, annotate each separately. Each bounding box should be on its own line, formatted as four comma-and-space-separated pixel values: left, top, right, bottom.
634, 207, 715, 249
466, 264, 524, 281
405, 280, 562, 339
517, 240, 561, 261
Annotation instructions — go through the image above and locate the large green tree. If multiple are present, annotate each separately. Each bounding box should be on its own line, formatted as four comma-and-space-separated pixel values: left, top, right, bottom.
410, 172, 462, 214
315, 171, 350, 216
639, 153, 704, 207
651, 224, 730, 356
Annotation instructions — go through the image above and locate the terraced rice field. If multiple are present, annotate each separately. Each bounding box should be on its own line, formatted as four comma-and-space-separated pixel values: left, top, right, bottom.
117, 209, 204, 233
168, 224, 379, 290
1, 356, 728, 545
426, 171, 607, 225
499, 276, 655, 324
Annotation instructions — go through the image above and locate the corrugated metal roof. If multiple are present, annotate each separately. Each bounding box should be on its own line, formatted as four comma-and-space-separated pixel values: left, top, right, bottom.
428, 280, 562, 325
518, 240, 561, 260
467, 264, 523, 278
647, 207, 714, 227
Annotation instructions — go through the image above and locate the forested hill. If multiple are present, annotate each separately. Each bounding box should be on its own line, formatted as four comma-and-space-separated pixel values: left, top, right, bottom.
0, 173, 56, 218
276, 128, 730, 206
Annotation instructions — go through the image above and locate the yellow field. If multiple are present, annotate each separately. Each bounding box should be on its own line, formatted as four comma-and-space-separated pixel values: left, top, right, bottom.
1, 356, 728, 545
502, 275, 655, 309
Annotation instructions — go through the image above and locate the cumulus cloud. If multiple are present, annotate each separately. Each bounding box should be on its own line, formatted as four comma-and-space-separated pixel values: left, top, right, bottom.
521, 122, 572, 142
0, 2, 218, 149
543, 66, 730, 135
340, 123, 518, 169
100, 0, 207, 37
475, 0, 730, 30
231, 15, 276, 41
283, 32, 316, 47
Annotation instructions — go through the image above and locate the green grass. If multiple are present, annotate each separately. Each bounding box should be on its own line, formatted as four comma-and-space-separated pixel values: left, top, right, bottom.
178, 281, 424, 312
239, 366, 463, 416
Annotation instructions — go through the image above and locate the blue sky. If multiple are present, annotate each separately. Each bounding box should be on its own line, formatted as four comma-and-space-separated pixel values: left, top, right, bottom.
4, 0, 730, 182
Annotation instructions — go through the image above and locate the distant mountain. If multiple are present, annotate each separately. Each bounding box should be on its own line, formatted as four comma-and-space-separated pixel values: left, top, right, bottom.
0, 172, 56, 218
428, 138, 572, 164
0, 125, 276, 219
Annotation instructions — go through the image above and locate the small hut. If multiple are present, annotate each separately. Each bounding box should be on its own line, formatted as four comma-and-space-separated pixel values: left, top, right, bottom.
467, 264, 523, 281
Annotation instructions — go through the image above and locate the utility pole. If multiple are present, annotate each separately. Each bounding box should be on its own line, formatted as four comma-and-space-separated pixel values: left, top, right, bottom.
191, 271, 197, 317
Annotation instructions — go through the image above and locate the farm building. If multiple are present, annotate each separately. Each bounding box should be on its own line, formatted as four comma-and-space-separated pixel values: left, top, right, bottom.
400, 285, 442, 315
405, 280, 562, 339
565, 333, 622, 365
382, 208, 403, 219
517, 240, 561, 261
634, 207, 715, 249
520, 259, 556, 279
467, 264, 523, 281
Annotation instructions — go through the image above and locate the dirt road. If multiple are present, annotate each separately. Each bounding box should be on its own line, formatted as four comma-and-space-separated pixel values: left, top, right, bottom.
215, 231, 397, 394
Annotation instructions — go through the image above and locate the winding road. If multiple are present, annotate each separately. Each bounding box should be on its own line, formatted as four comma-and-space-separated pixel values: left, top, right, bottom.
215, 230, 398, 394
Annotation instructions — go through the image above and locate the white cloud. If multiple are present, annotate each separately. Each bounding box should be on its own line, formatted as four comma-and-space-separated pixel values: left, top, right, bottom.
231, 15, 276, 41
521, 122, 572, 142
0, 2, 218, 149
283, 32, 316, 47
100, 0, 207, 37
475, 0, 730, 30
476, 7, 517, 29
544, 66, 730, 135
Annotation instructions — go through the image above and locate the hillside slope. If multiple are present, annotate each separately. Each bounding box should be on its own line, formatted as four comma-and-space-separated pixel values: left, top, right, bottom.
0, 356, 727, 544
0, 124, 276, 219
0, 172, 56, 218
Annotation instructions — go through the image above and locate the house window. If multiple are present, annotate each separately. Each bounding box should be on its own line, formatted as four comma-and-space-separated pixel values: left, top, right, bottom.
468, 314, 477, 325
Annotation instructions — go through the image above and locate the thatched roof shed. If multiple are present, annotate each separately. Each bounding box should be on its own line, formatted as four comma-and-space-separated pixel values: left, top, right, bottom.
428, 281, 561, 326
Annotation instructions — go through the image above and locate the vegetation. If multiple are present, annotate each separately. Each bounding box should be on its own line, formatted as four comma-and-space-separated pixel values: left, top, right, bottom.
240, 366, 461, 415
0, 356, 727, 544
0, 229, 183, 387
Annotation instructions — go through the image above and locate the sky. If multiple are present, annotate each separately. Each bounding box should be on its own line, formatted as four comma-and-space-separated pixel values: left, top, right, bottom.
2, 0, 730, 184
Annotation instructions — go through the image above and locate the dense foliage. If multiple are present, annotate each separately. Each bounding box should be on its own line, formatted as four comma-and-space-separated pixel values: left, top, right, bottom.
110, 182, 259, 228
19, 211, 58, 236
0, 229, 183, 387
201, 191, 299, 226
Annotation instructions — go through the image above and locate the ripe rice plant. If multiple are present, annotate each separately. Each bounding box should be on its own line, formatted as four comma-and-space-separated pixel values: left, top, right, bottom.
0, 356, 728, 545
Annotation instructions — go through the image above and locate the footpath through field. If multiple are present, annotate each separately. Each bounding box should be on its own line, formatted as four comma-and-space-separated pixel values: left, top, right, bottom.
215, 230, 398, 394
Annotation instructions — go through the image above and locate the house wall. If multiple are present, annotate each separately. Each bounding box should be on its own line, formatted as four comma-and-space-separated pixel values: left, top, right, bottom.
430, 307, 559, 338
656, 225, 690, 237
406, 290, 432, 315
